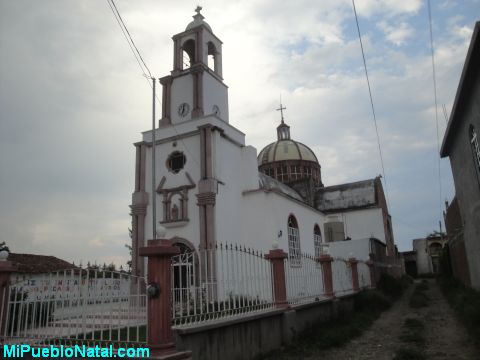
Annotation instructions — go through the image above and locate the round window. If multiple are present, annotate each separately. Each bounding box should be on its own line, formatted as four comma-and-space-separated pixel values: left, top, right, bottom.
167, 151, 186, 173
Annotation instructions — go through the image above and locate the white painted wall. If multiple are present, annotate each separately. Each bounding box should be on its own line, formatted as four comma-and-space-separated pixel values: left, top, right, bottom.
413, 239, 432, 274
171, 74, 194, 124
329, 208, 386, 243
326, 237, 372, 261
203, 73, 228, 122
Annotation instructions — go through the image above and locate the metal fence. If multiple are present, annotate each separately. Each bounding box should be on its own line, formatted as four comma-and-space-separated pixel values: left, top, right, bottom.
1, 269, 147, 348
171, 244, 274, 327
285, 253, 325, 305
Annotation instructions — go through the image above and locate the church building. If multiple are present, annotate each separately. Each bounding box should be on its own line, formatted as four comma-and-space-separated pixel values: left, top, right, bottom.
130, 8, 397, 278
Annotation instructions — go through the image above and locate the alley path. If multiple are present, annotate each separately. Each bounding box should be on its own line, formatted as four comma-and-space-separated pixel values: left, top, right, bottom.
304, 279, 477, 360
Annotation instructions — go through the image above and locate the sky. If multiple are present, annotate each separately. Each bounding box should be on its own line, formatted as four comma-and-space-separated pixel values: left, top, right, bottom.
1, 0, 479, 267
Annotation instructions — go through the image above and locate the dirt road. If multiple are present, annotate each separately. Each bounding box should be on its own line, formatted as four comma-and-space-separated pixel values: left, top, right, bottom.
304, 279, 477, 360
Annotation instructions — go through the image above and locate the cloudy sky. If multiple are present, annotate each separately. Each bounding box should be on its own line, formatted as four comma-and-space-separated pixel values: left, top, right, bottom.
1, 0, 478, 267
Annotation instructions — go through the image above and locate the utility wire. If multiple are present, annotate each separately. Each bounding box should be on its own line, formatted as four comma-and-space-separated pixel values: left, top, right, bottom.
109, 0, 152, 78
427, 0, 443, 223
351, 0, 389, 205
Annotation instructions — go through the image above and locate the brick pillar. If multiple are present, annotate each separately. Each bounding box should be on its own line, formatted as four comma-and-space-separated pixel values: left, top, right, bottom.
366, 260, 376, 289
349, 258, 359, 292
139, 239, 192, 360
319, 255, 334, 298
0, 260, 17, 336
265, 248, 289, 309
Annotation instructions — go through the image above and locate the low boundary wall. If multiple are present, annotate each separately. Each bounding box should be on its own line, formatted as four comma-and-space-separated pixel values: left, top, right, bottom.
174, 293, 356, 360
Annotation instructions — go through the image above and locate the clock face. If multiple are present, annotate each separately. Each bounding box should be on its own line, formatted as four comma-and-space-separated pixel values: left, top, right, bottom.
212, 105, 220, 116
177, 102, 190, 117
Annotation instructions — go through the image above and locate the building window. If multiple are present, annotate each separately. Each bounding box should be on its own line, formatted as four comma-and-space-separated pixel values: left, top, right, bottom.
313, 224, 323, 259
288, 215, 301, 266
470, 125, 480, 181
291, 165, 301, 180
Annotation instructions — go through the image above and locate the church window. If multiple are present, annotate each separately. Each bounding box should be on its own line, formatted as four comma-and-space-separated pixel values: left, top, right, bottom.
291, 165, 301, 180
470, 125, 480, 182
304, 166, 312, 176
313, 224, 323, 259
167, 151, 186, 173
288, 215, 301, 266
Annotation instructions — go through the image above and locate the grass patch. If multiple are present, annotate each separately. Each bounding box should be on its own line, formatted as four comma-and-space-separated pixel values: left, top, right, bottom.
399, 318, 425, 346
259, 290, 393, 359
439, 276, 480, 349
393, 347, 426, 360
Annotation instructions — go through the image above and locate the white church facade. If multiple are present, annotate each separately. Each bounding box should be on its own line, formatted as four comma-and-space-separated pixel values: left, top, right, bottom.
130, 9, 397, 278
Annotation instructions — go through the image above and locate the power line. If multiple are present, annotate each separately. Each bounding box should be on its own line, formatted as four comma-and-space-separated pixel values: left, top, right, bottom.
427, 0, 443, 223
351, 0, 389, 206
109, 0, 152, 78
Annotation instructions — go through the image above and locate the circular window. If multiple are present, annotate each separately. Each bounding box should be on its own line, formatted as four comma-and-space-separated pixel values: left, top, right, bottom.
167, 151, 186, 173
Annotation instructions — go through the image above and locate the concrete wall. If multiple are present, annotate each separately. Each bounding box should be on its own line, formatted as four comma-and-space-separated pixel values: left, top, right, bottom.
413, 239, 431, 275
447, 78, 480, 289
174, 295, 355, 360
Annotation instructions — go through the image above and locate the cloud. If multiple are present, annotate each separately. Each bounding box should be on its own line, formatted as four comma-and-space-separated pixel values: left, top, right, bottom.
377, 20, 414, 45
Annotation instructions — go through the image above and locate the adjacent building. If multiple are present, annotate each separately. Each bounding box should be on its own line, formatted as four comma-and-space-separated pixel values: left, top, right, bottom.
440, 21, 480, 289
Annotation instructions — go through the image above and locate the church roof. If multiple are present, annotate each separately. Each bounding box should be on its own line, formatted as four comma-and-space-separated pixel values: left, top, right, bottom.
258, 172, 304, 202
8, 253, 77, 274
257, 140, 319, 165
315, 178, 378, 212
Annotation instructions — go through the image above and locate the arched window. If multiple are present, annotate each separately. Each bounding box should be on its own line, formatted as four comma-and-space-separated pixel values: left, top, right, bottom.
182, 39, 195, 69
470, 125, 480, 181
288, 215, 301, 266
313, 224, 322, 259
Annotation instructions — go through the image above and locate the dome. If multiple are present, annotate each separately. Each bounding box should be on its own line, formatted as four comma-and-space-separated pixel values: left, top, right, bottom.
186, 6, 212, 32
258, 140, 319, 166
257, 110, 323, 187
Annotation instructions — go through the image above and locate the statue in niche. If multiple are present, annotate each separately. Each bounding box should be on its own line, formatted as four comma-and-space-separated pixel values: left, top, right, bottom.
171, 204, 179, 221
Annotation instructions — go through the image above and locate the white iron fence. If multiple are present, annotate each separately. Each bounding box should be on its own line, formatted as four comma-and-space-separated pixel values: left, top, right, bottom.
1, 269, 146, 348
171, 244, 274, 327
285, 253, 325, 305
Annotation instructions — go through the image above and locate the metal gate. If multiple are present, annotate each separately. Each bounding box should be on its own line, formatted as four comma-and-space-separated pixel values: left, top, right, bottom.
0, 268, 147, 348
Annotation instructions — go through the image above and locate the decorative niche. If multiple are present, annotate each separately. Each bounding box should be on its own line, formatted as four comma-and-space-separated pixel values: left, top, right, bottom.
157, 172, 196, 228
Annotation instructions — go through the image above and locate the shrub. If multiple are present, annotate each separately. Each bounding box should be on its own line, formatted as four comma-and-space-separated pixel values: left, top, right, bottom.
354, 289, 391, 313
377, 273, 403, 299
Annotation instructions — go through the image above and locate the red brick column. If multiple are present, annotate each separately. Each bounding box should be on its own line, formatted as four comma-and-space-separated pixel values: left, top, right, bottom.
0, 260, 17, 336
366, 260, 376, 289
139, 239, 192, 359
265, 249, 289, 309
349, 258, 359, 292
319, 255, 334, 298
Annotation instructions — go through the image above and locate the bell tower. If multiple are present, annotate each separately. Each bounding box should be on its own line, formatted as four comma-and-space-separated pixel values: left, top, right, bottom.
159, 7, 228, 126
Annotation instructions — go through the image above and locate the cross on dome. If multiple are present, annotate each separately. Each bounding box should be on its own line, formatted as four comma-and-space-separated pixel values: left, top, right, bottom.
276, 102, 286, 124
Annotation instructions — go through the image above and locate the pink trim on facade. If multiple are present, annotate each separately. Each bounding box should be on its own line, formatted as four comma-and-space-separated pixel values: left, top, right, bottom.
319, 255, 334, 297
265, 249, 289, 309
